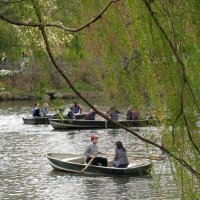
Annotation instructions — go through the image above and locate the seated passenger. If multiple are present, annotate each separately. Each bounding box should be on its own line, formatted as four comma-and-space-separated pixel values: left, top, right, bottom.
126, 106, 133, 120
106, 107, 120, 120
72, 102, 83, 114
41, 103, 49, 117
67, 106, 76, 119
32, 102, 41, 117
86, 109, 96, 120
113, 141, 129, 168
132, 109, 140, 120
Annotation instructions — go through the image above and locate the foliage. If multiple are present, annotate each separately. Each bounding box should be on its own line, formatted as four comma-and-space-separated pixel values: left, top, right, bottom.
0, 0, 200, 199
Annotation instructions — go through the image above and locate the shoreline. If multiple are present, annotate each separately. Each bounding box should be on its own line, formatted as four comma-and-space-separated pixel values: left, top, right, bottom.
0, 91, 103, 101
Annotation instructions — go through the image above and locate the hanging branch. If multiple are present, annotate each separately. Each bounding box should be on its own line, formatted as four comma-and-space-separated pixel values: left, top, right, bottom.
143, 0, 200, 114
0, 0, 121, 32
28, 0, 200, 178
142, 0, 200, 175
183, 113, 200, 155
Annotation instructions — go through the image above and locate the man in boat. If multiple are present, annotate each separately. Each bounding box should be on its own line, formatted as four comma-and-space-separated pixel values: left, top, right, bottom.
84, 134, 108, 167
113, 141, 129, 168
72, 102, 83, 114
32, 102, 41, 117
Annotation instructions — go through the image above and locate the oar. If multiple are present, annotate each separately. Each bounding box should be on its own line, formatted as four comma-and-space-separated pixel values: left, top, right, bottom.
133, 155, 165, 161
107, 154, 165, 161
81, 157, 95, 174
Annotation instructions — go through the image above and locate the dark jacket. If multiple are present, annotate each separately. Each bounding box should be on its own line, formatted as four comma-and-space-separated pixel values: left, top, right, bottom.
113, 148, 129, 167
32, 108, 41, 117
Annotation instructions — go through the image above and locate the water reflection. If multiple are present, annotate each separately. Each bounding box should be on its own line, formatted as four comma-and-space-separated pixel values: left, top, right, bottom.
0, 101, 179, 200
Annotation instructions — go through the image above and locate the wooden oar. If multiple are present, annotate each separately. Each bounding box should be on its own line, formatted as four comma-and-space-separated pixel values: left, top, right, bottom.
81, 157, 95, 174
107, 154, 165, 161
133, 155, 165, 161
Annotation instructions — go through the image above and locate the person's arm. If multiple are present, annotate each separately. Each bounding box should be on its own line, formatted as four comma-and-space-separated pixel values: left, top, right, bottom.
79, 106, 83, 114
84, 145, 94, 158
113, 149, 118, 162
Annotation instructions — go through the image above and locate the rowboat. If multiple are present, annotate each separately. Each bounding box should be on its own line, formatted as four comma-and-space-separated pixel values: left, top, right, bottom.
49, 118, 158, 130
22, 117, 50, 125
22, 113, 87, 125
46, 153, 152, 176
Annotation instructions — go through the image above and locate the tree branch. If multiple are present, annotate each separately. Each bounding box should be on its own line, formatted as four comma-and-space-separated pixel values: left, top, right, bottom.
1, 0, 199, 178
31, 0, 200, 178
0, 0, 121, 32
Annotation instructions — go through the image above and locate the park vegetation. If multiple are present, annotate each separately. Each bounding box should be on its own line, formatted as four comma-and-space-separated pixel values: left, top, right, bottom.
0, 0, 200, 199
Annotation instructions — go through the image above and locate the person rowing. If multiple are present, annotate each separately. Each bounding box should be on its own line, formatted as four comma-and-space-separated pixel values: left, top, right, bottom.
84, 134, 108, 167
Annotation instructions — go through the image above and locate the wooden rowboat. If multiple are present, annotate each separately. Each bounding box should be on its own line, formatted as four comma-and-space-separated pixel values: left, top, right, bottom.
49, 118, 159, 130
46, 153, 152, 176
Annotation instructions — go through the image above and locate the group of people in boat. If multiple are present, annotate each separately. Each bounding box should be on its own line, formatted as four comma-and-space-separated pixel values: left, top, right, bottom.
32, 102, 49, 117
84, 134, 129, 168
32, 101, 140, 121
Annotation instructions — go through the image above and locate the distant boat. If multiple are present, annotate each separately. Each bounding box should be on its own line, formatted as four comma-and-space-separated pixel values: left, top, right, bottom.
49, 118, 159, 130
46, 152, 152, 176
22, 113, 87, 125
22, 117, 50, 125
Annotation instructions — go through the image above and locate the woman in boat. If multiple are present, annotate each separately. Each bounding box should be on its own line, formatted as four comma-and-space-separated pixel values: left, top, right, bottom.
72, 102, 83, 114
113, 141, 129, 168
67, 106, 76, 119
84, 134, 108, 167
32, 102, 41, 117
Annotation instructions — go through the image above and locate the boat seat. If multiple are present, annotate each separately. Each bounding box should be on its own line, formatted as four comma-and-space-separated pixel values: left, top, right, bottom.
107, 159, 113, 167
62, 157, 85, 164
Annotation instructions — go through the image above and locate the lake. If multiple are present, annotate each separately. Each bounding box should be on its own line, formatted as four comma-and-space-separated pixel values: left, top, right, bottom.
0, 100, 179, 200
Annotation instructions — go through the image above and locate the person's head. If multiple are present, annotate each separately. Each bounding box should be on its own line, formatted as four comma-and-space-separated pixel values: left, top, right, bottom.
91, 134, 98, 144
34, 102, 39, 107
43, 103, 48, 108
70, 105, 73, 110
115, 141, 123, 149
128, 105, 132, 110
2, 52, 6, 57
74, 102, 77, 106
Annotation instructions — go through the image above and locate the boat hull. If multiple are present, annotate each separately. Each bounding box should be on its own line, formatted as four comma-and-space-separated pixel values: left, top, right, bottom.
46, 153, 152, 176
49, 119, 158, 130
23, 117, 50, 125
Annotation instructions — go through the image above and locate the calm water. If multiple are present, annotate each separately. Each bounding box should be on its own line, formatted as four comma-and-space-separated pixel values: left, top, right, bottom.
0, 100, 179, 200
